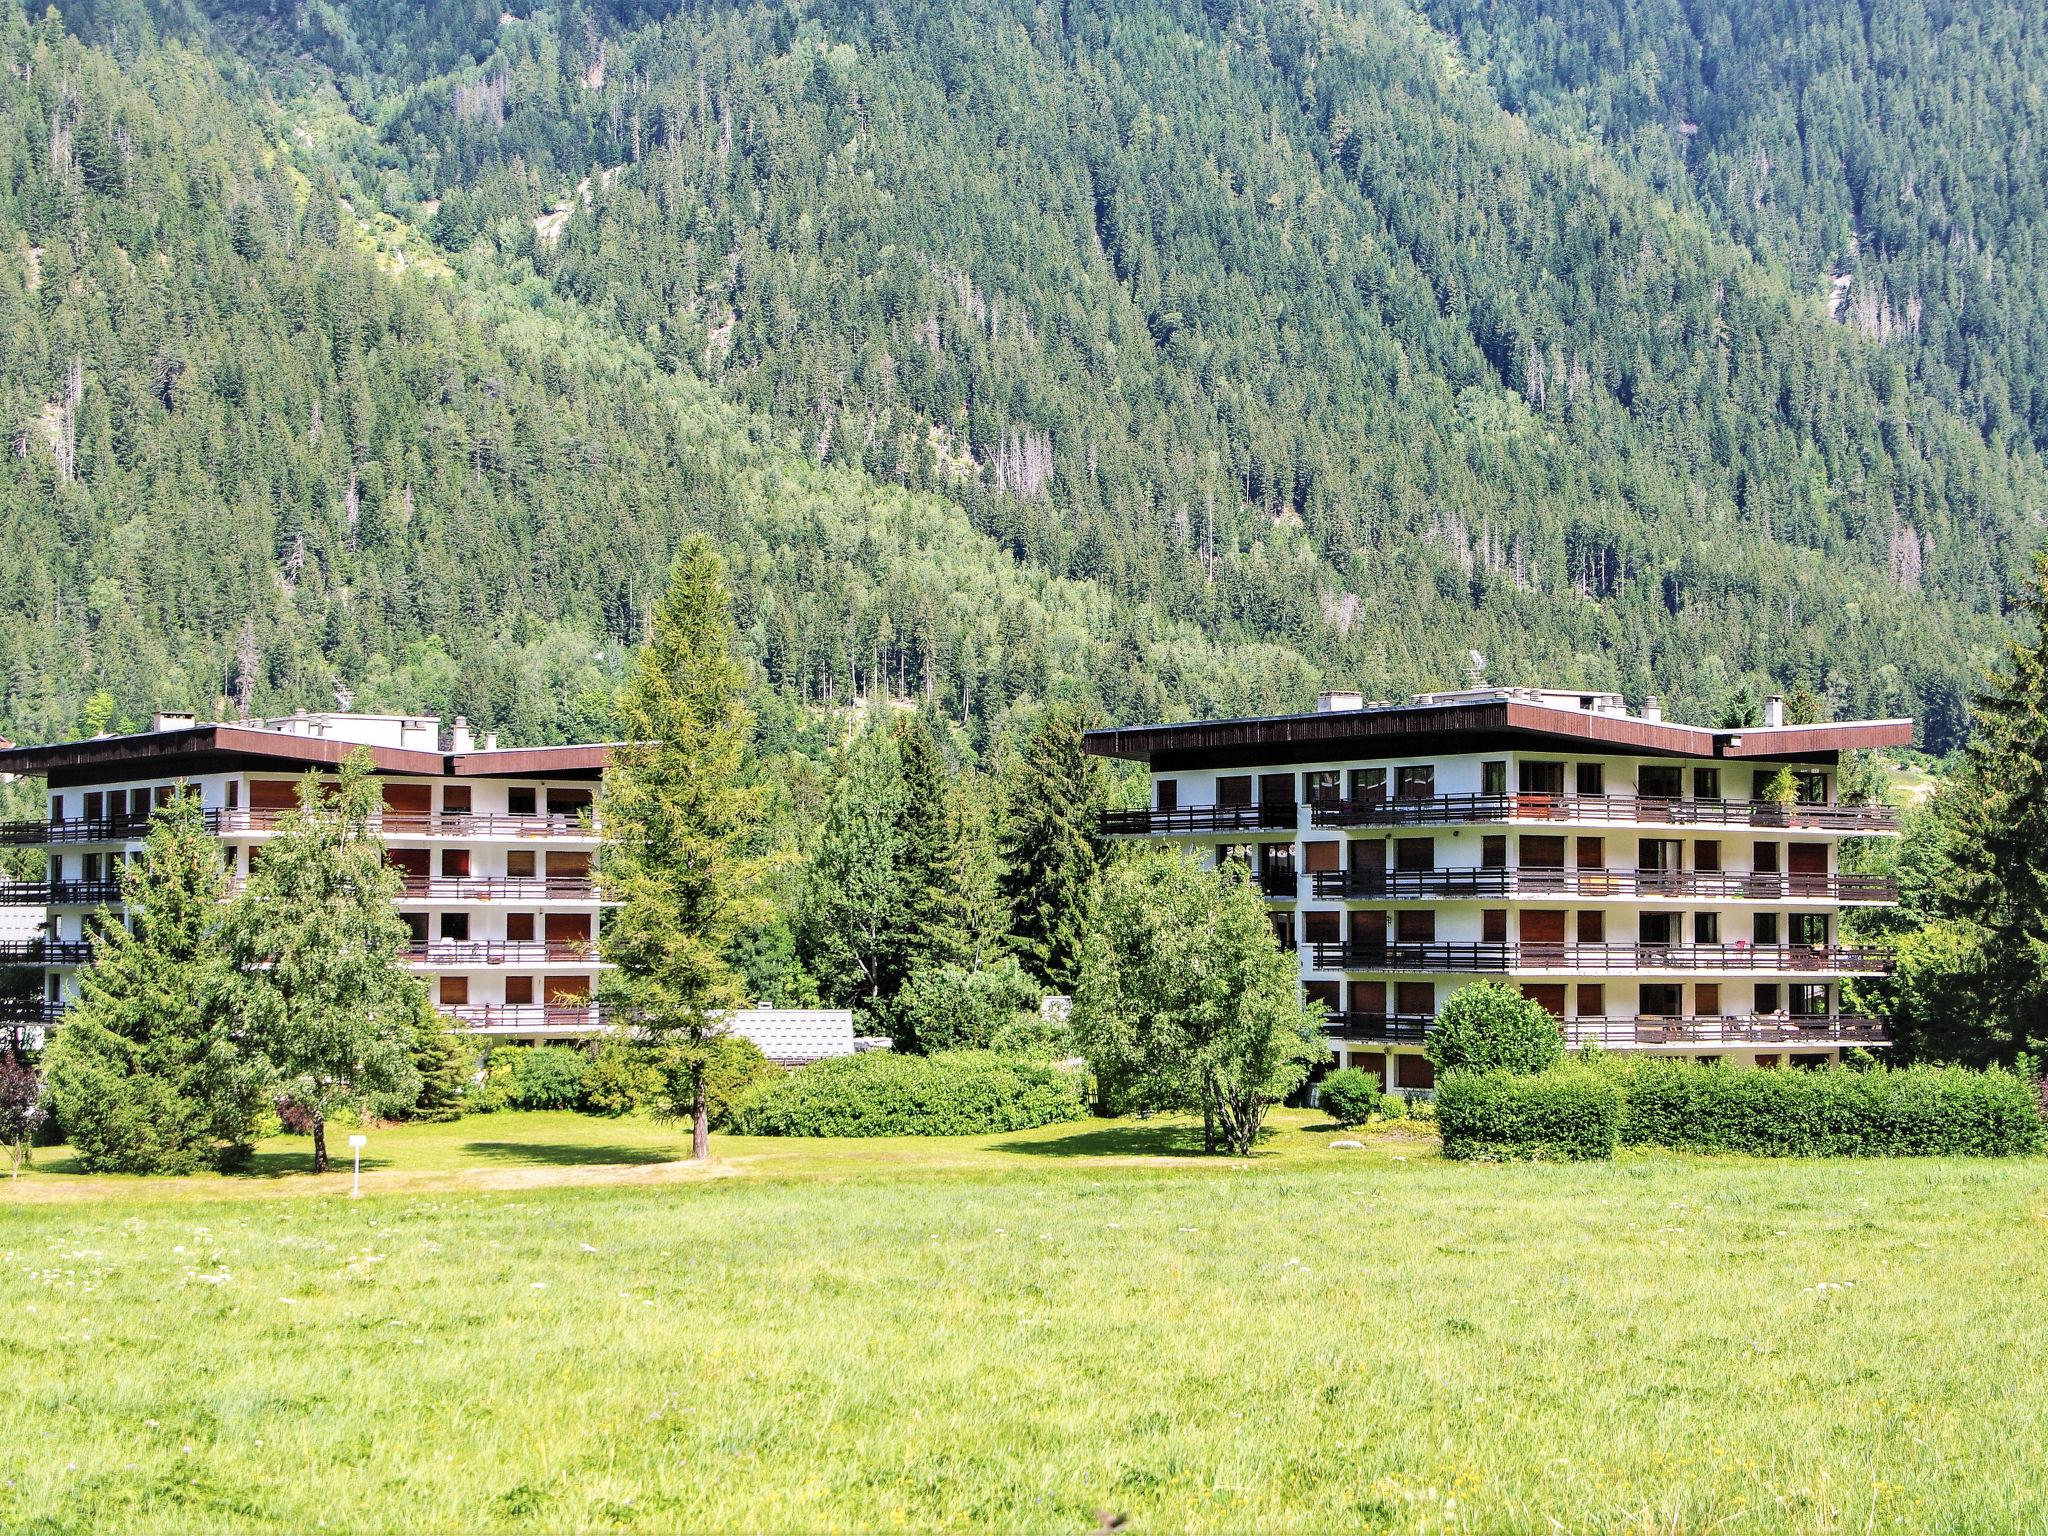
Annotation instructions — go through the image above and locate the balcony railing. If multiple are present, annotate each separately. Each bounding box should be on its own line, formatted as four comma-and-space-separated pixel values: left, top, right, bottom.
1256, 868, 1299, 899
1325, 1012, 1433, 1042
0, 880, 126, 907
394, 876, 602, 903
0, 998, 62, 1025
404, 941, 601, 966
444, 1003, 607, 1032
0, 810, 598, 846
1309, 869, 1897, 903
1322, 1011, 1886, 1047
1100, 803, 1297, 835
1307, 794, 1899, 833
0, 940, 94, 965
1309, 941, 1891, 975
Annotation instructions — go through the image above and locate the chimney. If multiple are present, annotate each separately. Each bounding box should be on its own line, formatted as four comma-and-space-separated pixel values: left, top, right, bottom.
484, 731, 500, 751
449, 715, 474, 754
1316, 690, 1365, 714
1763, 695, 1786, 728
151, 711, 198, 733
1640, 696, 1662, 723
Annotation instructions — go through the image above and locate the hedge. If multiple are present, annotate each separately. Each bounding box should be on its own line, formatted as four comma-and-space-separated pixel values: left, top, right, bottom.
1435, 1066, 1620, 1161
1438, 1058, 2044, 1161
729, 1049, 1088, 1137
1317, 1068, 1385, 1127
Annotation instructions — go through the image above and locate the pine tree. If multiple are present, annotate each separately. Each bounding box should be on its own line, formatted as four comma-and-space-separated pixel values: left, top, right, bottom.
998, 704, 1104, 992
597, 535, 774, 1160
800, 726, 907, 1005
893, 709, 968, 976
42, 791, 266, 1173
949, 775, 1010, 970
230, 751, 425, 1172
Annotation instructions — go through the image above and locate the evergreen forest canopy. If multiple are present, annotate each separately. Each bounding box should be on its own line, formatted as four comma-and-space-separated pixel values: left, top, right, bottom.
2, 0, 2046, 756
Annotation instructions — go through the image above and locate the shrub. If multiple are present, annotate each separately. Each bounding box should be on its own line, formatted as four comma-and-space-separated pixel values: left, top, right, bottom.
497, 1046, 591, 1111
1318, 1068, 1384, 1127
1436, 1067, 1620, 1161
1427, 982, 1564, 1077
664, 1035, 782, 1129
889, 960, 1046, 1053
583, 1039, 666, 1117
1601, 1057, 2043, 1157
731, 1049, 1086, 1137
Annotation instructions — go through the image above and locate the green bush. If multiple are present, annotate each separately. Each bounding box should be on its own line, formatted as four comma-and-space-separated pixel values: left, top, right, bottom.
730, 1049, 1086, 1137
662, 1035, 782, 1129
582, 1039, 666, 1117
494, 1046, 591, 1111
889, 960, 1046, 1053
1436, 1066, 1620, 1161
1317, 1068, 1384, 1126
1427, 982, 1564, 1076
1600, 1057, 2043, 1157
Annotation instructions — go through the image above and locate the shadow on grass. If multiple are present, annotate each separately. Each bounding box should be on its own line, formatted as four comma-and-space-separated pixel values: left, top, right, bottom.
991, 1122, 1255, 1159
458, 1140, 680, 1168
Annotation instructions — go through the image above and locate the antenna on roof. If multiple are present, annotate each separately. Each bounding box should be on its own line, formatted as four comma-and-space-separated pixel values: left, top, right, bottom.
1467, 649, 1487, 687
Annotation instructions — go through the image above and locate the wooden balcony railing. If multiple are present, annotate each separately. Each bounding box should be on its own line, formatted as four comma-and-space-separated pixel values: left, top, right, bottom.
0, 810, 598, 846
394, 877, 603, 903
1322, 1011, 1886, 1047
1325, 1012, 1433, 1042
1308, 869, 1897, 903
404, 941, 600, 966
1256, 868, 1299, 899
1307, 794, 1899, 833
444, 1003, 607, 1031
0, 940, 94, 965
0, 998, 63, 1025
1099, 803, 1298, 835
1309, 941, 1891, 975
0, 879, 126, 907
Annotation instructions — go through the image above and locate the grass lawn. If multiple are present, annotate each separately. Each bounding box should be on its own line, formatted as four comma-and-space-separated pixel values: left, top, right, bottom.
3, 1112, 2046, 1533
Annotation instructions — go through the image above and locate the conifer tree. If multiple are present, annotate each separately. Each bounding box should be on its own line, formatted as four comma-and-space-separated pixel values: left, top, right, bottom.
998, 704, 1104, 992
948, 775, 1010, 970
800, 727, 907, 1006
893, 709, 968, 975
597, 536, 773, 1160
42, 790, 266, 1173
231, 751, 424, 1172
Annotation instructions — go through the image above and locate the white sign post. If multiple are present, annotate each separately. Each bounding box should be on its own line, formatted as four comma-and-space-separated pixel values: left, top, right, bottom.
348, 1133, 367, 1198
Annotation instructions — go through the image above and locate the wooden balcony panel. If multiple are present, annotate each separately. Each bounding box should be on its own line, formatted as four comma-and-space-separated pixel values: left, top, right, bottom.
1308, 794, 1900, 834
1309, 870, 1897, 902
1309, 941, 1892, 975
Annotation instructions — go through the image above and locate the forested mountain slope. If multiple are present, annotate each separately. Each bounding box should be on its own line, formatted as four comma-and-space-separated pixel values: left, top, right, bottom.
4, 0, 2046, 751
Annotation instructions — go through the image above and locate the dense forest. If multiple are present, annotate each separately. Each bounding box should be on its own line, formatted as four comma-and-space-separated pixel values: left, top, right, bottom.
2, 0, 2045, 753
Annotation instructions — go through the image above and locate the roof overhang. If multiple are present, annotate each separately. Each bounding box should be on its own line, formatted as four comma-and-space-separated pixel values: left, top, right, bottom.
0, 726, 616, 786
1083, 699, 1912, 771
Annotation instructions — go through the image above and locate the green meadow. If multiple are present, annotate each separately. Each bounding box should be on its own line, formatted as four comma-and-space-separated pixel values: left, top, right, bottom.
3, 1112, 2046, 1534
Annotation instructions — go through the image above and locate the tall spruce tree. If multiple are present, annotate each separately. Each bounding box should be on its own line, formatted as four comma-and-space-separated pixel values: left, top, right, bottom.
231, 751, 424, 1172
998, 704, 1104, 992
893, 709, 968, 976
41, 791, 265, 1173
800, 726, 908, 1006
597, 535, 773, 1160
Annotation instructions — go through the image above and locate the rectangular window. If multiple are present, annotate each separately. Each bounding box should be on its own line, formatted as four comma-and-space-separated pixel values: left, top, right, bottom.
1520, 835, 1566, 869
439, 976, 469, 1006
506, 912, 536, 942
506, 849, 537, 878
547, 786, 595, 816
1481, 835, 1507, 870
50, 793, 67, 821
507, 786, 537, 816
1639, 765, 1683, 799
439, 912, 470, 941
1303, 841, 1341, 874
1394, 1054, 1435, 1089
1350, 839, 1387, 873
1396, 765, 1435, 800
82, 791, 102, 819
1481, 760, 1507, 796
1394, 910, 1435, 943
1639, 912, 1676, 945
1575, 836, 1606, 870
1577, 909, 1605, 943
1790, 982, 1829, 1017
1216, 844, 1252, 871
441, 848, 471, 878
505, 975, 535, 1006
1268, 912, 1295, 949
382, 782, 432, 816
1349, 910, 1387, 946
1395, 981, 1436, 1017
1576, 983, 1605, 1017
1638, 838, 1683, 873
1349, 980, 1387, 1015
1754, 841, 1781, 875
442, 785, 472, 816
1257, 773, 1296, 808
1304, 770, 1341, 805
1482, 909, 1507, 942
402, 912, 428, 945
1349, 767, 1387, 802
1517, 761, 1565, 795
1753, 912, 1781, 945
225, 780, 239, 810
1303, 980, 1339, 1013
1693, 768, 1720, 801
1755, 983, 1782, 1014
1303, 910, 1339, 944
1639, 983, 1683, 1017
1521, 984, 1567, 1018
1155, 779, 1177, 812
1694, 982, 1722, 1015
1394, 837, 1435, 873
130, 788, 151, 816
1693, 839, 1722, 873
547, 851, 591, 879
1575, 762, 1605, 796
1693, 911, 1720, 944
1216, 775, 1253, 807
1793, 771, 1828, 806
1790, 913, 1829, 947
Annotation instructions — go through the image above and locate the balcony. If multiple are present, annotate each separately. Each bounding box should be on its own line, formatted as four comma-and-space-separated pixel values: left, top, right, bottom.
1308, 941, 1891, 975
0, 998, 61, 1027
1308, 794, 1900, 834
1321, 1010, 1886, 1047
1256, 868, 1299, 900
0, 940, 94, 965
1309, 869, 1897, 903
1324, 1012, 1433, 1042
394, 876, 603, 904
405, 941, 602, 967
0, 879, 125, 907
1100, 803, 1298, 836
0, 810, 598, 846
445, 1003, 607, 1034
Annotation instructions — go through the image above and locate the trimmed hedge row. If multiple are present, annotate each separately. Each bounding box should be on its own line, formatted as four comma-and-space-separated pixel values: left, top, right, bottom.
730, 1049, 1087, 1137
1435, 1066, 1620, 1161
1438, 1059, 2044, 1161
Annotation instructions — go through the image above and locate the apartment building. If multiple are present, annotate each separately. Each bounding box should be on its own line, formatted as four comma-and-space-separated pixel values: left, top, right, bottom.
1085, 687, 1909, 1093
0, 711, 611, 1046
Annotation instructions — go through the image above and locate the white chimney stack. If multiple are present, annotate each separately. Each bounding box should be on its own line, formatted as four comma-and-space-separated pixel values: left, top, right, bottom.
449, 715, 474, 753
151, 711, 198, 733
1763, 695, 1786, 728
1316, 690, 1365, 714
1641, 696, 1662, 723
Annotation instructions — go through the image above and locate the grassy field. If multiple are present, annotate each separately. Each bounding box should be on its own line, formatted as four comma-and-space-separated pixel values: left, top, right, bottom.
4, 1113, 2047, 1534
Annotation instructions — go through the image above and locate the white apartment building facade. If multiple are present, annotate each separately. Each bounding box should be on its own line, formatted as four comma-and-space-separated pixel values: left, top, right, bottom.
0, 711, 611, 1046
1085, 687, 1909, 1093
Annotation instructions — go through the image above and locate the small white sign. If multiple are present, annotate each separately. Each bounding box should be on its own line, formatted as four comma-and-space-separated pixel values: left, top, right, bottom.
348, 1134, 367, 1150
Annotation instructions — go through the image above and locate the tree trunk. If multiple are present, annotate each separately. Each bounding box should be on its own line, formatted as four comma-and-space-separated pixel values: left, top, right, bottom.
691, 1060, 710, 1161
312, 1108, 328, 1174
1202, 1097, 1215, 1155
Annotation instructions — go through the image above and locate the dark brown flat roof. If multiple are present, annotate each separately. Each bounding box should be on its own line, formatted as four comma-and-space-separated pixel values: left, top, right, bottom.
1083, 697, 1912, 771
0, 725, 615, 787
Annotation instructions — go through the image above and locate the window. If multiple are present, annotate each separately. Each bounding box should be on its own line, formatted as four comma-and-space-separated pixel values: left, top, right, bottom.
507, 786, 537, 815
402, 912, 428, 945
547, 786, 595, 816
439, 912, 470, 941
1482, 909, 1506, 942
1694, 982, 1722, 1015
442, 785, 472, 816
1349, 767, 1387, 802
1481, 835, 1507, 869
1394, 837, 1435, 872
1349, 980, 1387, 1015
1303, 841, 1341, 873
506, 912, 536, 942
1638, 912, 1676, 945
82, 791, 101, 819
507, 849, 537, 878
130, 788, 150, 816
1519, 835, 1566, 869
1155, 779, 1177, 812
1258, 773, 1296, 808
1639, 983, 1683, 1017
51, 793, 67, 820
1216, 844, 1252, 871
441, 848, 471, 878
1575, 762, 1605, 796
1752, 912, 1781, 945
1395, 982, 1436, 1017
1217, 775, 1253, 807
1756, 983, 1782, 1014
1303, 980, 1339, 1014
1517, 761, 1565, 795
439, 976, 469, 1006
1790, 913, 1829, 947
1305, 770, 1341, 805
1790, 983, 1829, 1017
1693, 911, 1720, 944
225, 781, 238, 810
1693, 767, 1720, 801
1638, 838, 1683, 873
1394, 910, 1435, 943
1577, 909, 1605, 943
1349, 910, 1387, 946
1396, 764, 1435, 800
1793, 770, 1828, 806
1639, 765, 1683, 798
1350, 839, 1387, 874
1693, 839, 1721, 873
1521, 984, 1566, 1018
1575, 836, 1605, 870
1754, 841, 1781, 874
1576, 983, 1605, 1017
1394, 1054, 1435, 1089
1481, 760, 1507, 796
1268, 912, 1295, 949
505, 976, 534, 1006
1303, 911, 1339, 944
